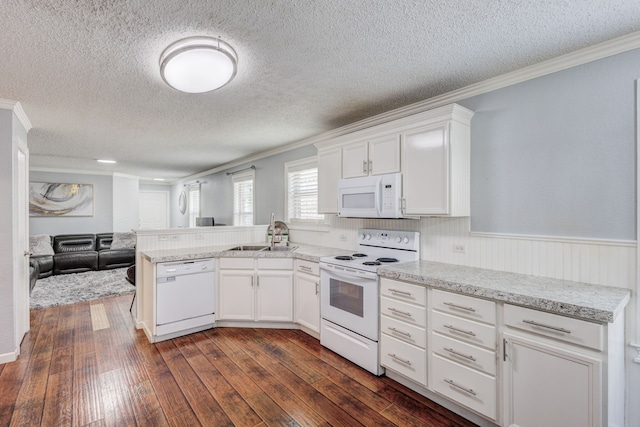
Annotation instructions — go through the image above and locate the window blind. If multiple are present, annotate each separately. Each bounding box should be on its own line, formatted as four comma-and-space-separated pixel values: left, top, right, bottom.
286, 159, 323, 222
233, 171, 254, 226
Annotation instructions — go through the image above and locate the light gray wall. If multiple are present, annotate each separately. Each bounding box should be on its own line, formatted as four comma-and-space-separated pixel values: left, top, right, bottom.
0, 109, 15, 356
172, 144, 317, 228
113, 175, 139, 232
459, 48, 638, 240
29, 171, 114, 235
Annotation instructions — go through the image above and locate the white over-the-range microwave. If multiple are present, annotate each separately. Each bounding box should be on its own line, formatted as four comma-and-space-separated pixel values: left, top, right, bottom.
337, 172, 418, 219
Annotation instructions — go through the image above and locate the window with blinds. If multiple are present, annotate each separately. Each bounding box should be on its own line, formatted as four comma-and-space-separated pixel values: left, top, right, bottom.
188, 183, 200, 227
286, 157, 324, 222
233, 170, 254, 226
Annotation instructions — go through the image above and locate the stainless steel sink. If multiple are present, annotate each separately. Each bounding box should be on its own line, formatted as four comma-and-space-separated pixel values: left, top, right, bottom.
226, 245, 297, 252
264, 246, 297, 251
226, 245, 270, 251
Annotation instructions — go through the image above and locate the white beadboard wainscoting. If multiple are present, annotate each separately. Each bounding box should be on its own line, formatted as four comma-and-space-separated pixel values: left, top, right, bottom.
293, 215, 637, 290
135, 225, 269, 253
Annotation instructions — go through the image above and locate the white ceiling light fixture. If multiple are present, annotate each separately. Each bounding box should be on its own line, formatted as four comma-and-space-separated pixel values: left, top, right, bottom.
97, 159, 117, 164
160, 36, 238, 93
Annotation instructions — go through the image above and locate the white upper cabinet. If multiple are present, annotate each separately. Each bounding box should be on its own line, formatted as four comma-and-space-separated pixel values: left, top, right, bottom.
316, 103, 473, 217
342, 135, 401, 178
317, 147, 342, 214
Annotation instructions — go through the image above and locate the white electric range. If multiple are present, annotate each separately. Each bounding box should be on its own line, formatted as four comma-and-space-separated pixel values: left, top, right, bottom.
319, 229, 420, 375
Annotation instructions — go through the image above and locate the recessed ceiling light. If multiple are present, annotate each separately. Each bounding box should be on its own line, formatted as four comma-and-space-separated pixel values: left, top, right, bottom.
153, 178, 165, 181
160, 36, 238, 93
97, 159, 116, 164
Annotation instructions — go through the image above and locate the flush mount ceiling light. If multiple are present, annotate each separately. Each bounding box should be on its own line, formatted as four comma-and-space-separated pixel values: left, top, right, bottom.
160, 36, 238, 93
97, 159, 116, 164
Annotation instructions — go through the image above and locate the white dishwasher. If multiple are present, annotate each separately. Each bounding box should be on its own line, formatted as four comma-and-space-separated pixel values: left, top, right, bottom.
156, 258, 216, 338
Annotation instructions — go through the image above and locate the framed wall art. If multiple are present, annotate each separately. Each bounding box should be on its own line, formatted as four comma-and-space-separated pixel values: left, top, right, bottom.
29, 182, 94, 217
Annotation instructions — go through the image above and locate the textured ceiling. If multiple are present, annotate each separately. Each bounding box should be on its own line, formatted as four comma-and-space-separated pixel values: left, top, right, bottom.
1, 0, 640, 181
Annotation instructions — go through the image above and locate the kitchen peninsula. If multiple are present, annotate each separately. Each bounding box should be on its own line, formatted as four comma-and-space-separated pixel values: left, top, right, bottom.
134, 226, 629, 427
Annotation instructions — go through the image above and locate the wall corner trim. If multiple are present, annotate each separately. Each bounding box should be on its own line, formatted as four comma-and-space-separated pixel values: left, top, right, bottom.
0, 98, 33, 132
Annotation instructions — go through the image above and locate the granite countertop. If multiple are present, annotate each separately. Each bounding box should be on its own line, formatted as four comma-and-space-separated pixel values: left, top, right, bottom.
378, 260, 631, 323
141, 243, 346, 264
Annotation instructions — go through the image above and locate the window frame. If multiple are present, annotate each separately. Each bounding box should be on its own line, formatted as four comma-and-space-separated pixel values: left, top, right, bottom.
232, 169, 255, 226
187, 183, 200, 228
284, 156, 325, 225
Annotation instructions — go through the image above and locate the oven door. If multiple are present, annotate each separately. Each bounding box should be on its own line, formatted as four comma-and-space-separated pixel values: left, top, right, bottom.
320, 263, 379, 341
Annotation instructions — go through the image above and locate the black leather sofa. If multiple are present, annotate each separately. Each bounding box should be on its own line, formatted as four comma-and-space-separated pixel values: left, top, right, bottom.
30, 233, 135, 280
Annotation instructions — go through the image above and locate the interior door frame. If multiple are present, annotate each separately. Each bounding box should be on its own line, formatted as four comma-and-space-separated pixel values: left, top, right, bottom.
14, 137, 29, 352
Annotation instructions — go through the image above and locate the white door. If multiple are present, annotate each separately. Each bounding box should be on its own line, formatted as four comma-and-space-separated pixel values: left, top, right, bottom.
342, 141, 369, 178
15, 141, 29, 349
368, 135, 400, 176
139, 191, 169, 229
256, 271, 293, 322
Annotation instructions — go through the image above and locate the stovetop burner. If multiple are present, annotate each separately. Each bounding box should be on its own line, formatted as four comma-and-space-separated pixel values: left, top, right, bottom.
377, 257, 399, 263
363, 261, 381, 266
352, 253, 368, 258
335, 255, 354, 261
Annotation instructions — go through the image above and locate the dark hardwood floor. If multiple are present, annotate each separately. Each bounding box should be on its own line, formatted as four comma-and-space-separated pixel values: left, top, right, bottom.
0, 295, 478, 426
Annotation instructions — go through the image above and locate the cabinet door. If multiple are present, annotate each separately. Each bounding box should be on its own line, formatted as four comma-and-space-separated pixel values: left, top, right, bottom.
256, 271, 293, 322
368, 135, 400, 176
401, 124, 449, 215
218, 270, 254, 321
503, 333, 602, 427
342, 141, 369, 178
295, 272, 320, 332
317, 147, 342, 213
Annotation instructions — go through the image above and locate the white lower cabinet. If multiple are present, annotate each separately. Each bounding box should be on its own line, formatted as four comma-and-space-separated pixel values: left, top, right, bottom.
295, 260, 320, 334
380, 278, 427, 386
429, 289, 498, 421
218, 257, 293, 322
502, 303, 621, 427
502, 332, 601, 427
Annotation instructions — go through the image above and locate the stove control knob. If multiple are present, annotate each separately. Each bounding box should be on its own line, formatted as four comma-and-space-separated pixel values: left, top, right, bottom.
365, 234, 372, 240
396, 236, 402, 243
359, 233, 365, 240
403, 237, 410, 244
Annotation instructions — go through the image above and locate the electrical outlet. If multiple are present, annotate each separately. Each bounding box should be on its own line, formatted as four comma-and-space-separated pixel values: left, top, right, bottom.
453, 244, 466, 254
195, 234, 205, 240
170, 235, 180, 241
158, 235, 169, 241
339, 234, 348, 242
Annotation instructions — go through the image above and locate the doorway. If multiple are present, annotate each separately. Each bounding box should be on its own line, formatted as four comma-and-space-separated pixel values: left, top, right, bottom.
139, 190, 169, 229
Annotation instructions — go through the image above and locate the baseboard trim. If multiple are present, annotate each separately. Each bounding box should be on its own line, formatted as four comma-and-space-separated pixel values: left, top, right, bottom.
0, 348, 18, 364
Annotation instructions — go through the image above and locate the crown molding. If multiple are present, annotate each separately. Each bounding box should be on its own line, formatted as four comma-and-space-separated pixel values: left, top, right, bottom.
0, 98, 33, 132
29, 166, 115, 176
181, 30, 640, 183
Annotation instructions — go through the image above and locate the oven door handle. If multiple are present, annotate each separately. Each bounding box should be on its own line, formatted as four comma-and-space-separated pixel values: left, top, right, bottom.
319, 262, 378, 281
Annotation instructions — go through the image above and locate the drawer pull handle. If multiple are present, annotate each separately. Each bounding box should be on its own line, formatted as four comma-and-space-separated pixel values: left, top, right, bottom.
388, 307, 412, 317
443, 324, 476, 337
388, 327, 412, 337
444, 379, 477, 396
523, 319, 571, 334
443, 302, 476, 312
388, 353, 412, 366
443, 347, 476, 362
388, 288, 412, 296
300, 265, 313, 272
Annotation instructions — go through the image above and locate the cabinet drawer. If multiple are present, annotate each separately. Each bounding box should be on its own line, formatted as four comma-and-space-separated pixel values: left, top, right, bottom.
219, 257, 254, 269
504, 304, 603, 351
381, 296, 426, 328
381, 278, 426, 306
431, 311, 496, 350
381, 315, 427, 349
296, 260, 319, 276
381, 334, 427, 386
431, 354, 496, 420
257, 258, 293, 270
431, 332, 496, 376
431, 289, 496, 325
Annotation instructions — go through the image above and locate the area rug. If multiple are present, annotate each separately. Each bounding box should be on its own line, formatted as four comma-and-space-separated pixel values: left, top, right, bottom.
30, 268, 134, 309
